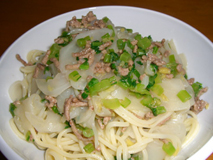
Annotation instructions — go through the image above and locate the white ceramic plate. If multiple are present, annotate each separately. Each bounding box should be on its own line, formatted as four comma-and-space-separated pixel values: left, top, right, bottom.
0, 6, 212, 160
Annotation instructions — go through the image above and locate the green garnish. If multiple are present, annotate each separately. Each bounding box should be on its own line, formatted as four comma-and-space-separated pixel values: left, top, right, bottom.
177, 90, 192, 102
26, 130, 31, 141
102, 98, 120, 109
191, 82, 203, 97
79, 59, 89, 70
84, 143, 95, 153
82, 127, 94, 138
69, 71, 81, 82
162, 142, 176, 156
120, 97, 131, 108
9, 103, 17, 117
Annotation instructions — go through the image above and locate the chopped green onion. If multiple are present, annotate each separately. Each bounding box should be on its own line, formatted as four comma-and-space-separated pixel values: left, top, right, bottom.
155, 73, 162, 84
41, 98, 47, 103
151, 84, 164, 96
44, 66, 50, 74
89, 78, 113, 96
88, 78, 99, 88
52, 106, 61, 115
120, 97, 131, 108
136, 61, 143, 65
191, 82, 203, 97
110, 63, 117, 70
140, 95, 166, 116
120, 51, 131, 62
107, 25, 115, 37
108, 76, 117, 85
117, 80, 129, 90
104, 53, 111, 63
75, 124, 84, 131
91, 40, 103, 47
117, 39, 126, 50
101, 33, 110, 42
169, 54, 176, 63
77, 38, 87, 48
82, 127, 94, 138
133, 69, 140, 78
64, 121, 71, 129
133, 83, 150, 95
9, 103, 16, 117
129, 91, 143, 99
140, 95, 153, 107
102, 98, 120, 109
126, 28, 133, 33
19, 95, 28, 101
58, 31, 72, 46
101, 33, 110, 39
167, 56, 178, 77
134, 34, 142, 41
102, 17, 109, 23
69, 71, 81, 81
150, 63, 158, 73
84, 143, 95, 153
177, 90, 192, 102
152, 46, 158, 54
26, 130, 31, 141
91, 40, 102, 54
77, 36, 90, 48
46, 76, 53, 81
162, 142, 176, 156
148, 35, 152, 41
137, 37, 152, 49
49, 43, 61, 60
146, 74, 157, 90
81, 92, 88, 99
150, 106, 166, 116
79, 60, 89, 70
126, 40, 134, 50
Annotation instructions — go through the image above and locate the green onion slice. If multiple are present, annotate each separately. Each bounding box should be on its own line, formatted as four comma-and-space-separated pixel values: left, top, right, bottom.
162, 142, 176, 156
177, 90, 192, 102
120, 97, 131, 108
82, 127, 94, 138
69, 71, 81, 82
102, 98, 120, 109
84, 143, 95, 153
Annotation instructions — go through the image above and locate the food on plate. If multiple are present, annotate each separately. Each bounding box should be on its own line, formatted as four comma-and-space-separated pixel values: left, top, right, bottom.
9, 11, 209, 160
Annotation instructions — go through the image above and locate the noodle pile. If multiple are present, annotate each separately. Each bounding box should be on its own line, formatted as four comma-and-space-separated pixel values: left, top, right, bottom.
8, 11, 208, 160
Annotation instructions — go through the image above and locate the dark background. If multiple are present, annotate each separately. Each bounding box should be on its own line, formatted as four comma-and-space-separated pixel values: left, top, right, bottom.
0, 0, 213, 160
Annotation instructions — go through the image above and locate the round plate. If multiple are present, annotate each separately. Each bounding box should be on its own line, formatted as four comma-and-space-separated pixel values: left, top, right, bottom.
0, 6, 212, 160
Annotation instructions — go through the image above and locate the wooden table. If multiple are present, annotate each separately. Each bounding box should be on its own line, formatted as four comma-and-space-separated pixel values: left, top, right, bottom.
0, 0, 212, 159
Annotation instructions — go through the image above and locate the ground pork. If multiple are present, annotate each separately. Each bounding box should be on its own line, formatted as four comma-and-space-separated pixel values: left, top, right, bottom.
187, 78, 195, 85
99, 41, 112, 51
41, 50, 51, 65
118, 66, 129, 76
190, 98, 208, 114
94, 62, 111, 74
147, 53, 166, 66
50, 57, 60, 71
45, 95, 57, 108
16, 54, 32, 66
144, 112, 154, 120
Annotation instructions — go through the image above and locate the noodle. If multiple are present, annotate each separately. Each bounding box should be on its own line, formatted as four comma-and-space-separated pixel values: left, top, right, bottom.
8, 11, 209, 160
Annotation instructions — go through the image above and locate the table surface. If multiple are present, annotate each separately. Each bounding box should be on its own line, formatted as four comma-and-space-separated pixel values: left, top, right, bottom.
0, 0, 212, 160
